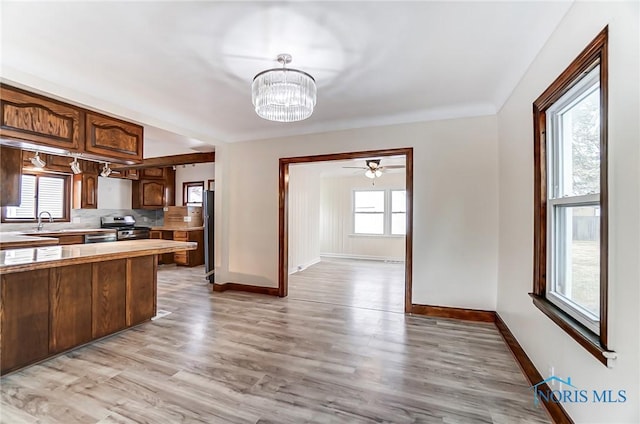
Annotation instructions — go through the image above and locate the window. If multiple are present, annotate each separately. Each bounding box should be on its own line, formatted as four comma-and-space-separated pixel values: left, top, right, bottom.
2, 173, 70, 222
532, 27, 611, 365
353, 189, 406, 236
183, 181, 204, 206
354, 190, 385, 234
391, 190, 406, 235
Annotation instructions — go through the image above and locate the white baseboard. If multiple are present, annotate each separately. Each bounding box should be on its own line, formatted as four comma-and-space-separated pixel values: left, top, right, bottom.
288, 257, 321, 275
319, 253, 405, 263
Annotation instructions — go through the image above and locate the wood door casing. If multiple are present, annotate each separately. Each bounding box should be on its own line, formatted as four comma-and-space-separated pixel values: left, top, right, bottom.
50, 264, 92, 353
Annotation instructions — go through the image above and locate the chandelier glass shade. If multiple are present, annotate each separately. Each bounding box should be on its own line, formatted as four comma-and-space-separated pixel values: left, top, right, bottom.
252, 54, 316, 122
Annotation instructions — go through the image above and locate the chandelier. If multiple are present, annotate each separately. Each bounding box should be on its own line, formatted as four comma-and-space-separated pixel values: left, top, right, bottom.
252, 54, 317, 122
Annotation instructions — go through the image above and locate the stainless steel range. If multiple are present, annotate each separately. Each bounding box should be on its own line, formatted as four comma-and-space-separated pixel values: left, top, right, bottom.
100, 215, 150, 240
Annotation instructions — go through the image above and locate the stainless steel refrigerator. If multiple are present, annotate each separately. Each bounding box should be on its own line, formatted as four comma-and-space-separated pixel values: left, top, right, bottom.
203, 190, 215, 283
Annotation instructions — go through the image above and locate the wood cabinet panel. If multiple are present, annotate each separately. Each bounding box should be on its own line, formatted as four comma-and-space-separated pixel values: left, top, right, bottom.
0, 146, 22, 206
50, 264, 92, 353
57, 234, 86, 245
0, 84, 83, 150
168, 229, 204, 267
85, 112, 143, 163
126, 256, 156, 326
140, 167, 165, 179
0, 269, 50, 374
92, 259, 126, 339
73, 173, 98, 209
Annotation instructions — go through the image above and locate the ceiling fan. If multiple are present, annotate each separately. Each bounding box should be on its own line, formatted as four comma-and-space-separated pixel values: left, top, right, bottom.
343, 159, 406, 179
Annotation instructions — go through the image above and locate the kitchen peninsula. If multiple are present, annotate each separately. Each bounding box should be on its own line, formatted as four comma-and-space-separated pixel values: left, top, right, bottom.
0, 239, 196, 375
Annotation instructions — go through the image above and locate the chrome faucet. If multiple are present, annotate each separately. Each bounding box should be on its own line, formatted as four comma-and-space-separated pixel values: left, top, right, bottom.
37, 211, 53, 231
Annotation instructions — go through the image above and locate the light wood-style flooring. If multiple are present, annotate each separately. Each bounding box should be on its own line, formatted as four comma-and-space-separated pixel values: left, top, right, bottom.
0, 261, 550, 423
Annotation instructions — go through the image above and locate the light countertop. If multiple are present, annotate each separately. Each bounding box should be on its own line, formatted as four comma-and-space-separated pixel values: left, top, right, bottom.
0, 239, 196, 274
0, 233, 59, 249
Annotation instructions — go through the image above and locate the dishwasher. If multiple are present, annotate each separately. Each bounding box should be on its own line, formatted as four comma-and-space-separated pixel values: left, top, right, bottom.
84, 233, 117, 243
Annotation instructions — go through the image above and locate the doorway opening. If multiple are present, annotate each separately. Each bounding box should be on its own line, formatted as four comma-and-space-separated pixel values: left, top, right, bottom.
278, 148, 413, 312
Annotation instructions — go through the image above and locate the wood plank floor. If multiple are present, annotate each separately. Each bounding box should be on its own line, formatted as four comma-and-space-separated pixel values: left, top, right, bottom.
0, 261, 550, 423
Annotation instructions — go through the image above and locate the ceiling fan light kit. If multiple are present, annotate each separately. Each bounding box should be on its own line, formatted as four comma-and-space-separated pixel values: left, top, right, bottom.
252, 54, 317, 122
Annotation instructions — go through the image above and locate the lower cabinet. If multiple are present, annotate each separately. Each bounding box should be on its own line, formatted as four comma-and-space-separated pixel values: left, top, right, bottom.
0, 256, 157, 375
92, 260, 127, 339
150, 229, 204, 267
0, 269, 50, 374
50, 264, 93, 353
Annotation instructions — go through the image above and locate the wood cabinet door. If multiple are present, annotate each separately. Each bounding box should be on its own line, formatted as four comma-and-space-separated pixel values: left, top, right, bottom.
0, 269, 50, 374
132, 180, 165, 209
92, 260, 127, 339
50, 264, 92, 353
0, 84, 83, 150
85, 112, 143, 164
73, 173, 98, 209
0, 146, 22, 206
126, 256, 156, 326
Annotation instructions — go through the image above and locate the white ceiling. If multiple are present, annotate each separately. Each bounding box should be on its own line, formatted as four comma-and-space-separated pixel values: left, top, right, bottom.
1, 1, 572, 146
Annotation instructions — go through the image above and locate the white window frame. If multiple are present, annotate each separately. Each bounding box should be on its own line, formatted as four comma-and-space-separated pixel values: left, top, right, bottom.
545, 65, 601, 334
352, 189, 406, 236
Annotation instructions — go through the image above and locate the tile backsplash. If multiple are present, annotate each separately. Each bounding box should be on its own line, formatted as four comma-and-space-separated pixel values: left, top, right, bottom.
0, 209, 164, 232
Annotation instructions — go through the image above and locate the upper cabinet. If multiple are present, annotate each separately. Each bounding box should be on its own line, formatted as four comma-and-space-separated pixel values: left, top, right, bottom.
0, 85, 83, 151
85, 112, 143, 163
0, 84, 143, 164
0, 146, 22, 207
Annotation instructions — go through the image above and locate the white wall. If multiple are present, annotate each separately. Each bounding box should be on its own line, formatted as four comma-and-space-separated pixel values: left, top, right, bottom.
96, 176, 132, 209
217, 115, 499, 310
288, 164, 321, 274
320, 173, 405, 261
174, 162, 215, 205
496, 2, 639, 423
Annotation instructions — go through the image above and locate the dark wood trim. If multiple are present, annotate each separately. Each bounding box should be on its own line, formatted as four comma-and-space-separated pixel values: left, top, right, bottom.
495, 313, 574, 424
530, 294, 610, 366
112, 152, 215, 170
212, 283, 279, 296
278, 161, 289, 297
532, 27, 609, 362
278, 148, 413, 310
182, 181, 204, 206
411, 304, 496, 323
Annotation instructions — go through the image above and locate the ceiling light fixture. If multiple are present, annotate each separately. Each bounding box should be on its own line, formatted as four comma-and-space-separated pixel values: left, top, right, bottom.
365, 169, 382, 179
30, 152, 46, 168
69, 157, 82, 174
100, 162, 112, 177
252, 53, 317, 122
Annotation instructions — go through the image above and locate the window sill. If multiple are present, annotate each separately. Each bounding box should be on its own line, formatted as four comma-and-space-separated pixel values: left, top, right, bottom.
529, 293, 615, 367
348, 234, 405, 238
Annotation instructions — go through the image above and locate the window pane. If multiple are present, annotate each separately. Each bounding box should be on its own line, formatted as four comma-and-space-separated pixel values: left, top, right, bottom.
38, 176, 65, 218
354, 213, 384, 234
354, 191, 384, 213
6, 175, 36, 218
187, 186, 203, 203
391, 190, 406, 213
552, 205, 600, 318
391, 212, 406, 235
557, 69, 600, 197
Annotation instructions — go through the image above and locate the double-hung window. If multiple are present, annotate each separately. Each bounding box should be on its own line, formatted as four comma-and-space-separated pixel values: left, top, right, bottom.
532, 27, 612, 365
2, 173, 70, 222
353, 189, 406, 236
